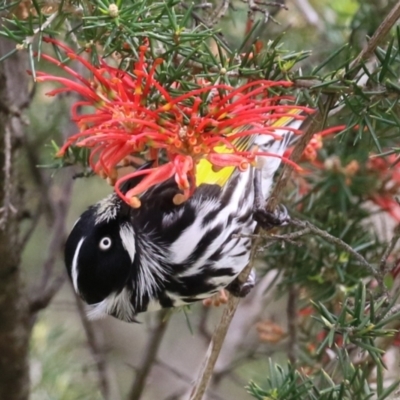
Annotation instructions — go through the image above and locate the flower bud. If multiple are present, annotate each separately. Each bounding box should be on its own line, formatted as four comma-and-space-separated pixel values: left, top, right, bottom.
129, 196, 141, 208
173, 193, 188, 205
108, 4, 119, 18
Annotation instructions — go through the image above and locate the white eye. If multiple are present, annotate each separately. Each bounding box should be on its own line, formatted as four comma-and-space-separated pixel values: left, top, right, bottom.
99, 237, 112, 251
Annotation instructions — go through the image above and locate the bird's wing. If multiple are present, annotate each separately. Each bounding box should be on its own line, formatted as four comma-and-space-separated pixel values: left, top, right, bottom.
195, 108, 304, 187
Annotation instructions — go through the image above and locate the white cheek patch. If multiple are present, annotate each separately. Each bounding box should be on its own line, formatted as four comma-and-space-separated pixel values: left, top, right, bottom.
119, 225, 135, 263
71, 237, 86, 293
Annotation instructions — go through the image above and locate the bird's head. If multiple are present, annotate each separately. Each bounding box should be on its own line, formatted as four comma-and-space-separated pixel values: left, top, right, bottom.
64, 163, 154, 309
65, 191, 136, 306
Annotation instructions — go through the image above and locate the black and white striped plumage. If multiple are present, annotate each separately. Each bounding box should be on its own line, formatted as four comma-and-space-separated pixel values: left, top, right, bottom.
65, 123, 298, 322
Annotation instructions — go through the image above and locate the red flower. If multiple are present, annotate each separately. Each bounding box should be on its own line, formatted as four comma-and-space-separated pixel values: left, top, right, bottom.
284, 125, 346, 163
37, 38, 314, 207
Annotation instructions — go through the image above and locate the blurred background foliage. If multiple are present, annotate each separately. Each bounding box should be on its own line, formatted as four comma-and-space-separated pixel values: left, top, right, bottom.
2, 0, 400, 399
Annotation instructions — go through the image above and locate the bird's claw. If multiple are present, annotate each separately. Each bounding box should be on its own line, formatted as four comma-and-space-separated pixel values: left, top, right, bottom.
252, 168, 290, 231
253, 204, 290, 231
226, 269, 256, 298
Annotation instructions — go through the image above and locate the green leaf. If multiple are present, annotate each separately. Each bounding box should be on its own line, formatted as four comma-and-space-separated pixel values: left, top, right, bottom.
311, 43, 348, 75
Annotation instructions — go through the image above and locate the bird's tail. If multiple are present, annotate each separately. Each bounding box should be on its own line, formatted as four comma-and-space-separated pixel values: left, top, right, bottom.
195, 108, 305, 197
254, 109, 304, 198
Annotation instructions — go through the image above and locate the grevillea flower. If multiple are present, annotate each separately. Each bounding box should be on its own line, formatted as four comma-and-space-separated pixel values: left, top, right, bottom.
37, 38, 314, 207
284, 125, 346, 165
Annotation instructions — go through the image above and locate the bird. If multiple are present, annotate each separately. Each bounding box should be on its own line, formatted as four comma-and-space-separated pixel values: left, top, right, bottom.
64, 114, 303, 322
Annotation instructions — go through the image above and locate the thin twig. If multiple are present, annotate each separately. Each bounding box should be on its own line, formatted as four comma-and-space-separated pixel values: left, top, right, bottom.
29, 274, 65, 314
20, 11, 59, 48
234, 227, 310, 241
244, 0, 287, 23
19, 202, 43, 249
349, 0, 400, 72
78, 300, 113, 397
27, 166, 73, 312
156, 359, 226, 400
194, 2, 213, 9
128, 310, 170, 400
290, 219, 379, 279
189, 297, 241, 400
380, 224, 400, 274
239, 221, 379, 278
189, 236, 260, 400
64, 18, 80, 49
286, 285, 298, 364
209, 0, 230, 25
180, 2, 230, 46
245, 0, 288, 12
74, 293, 112, 400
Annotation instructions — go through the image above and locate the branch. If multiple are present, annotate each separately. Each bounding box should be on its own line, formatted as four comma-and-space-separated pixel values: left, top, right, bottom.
156, 359, 226, 400
244, 0, 287, 23
189, 237, 260, 400
235, 228, 311, 241
28, 274, 65, 315
240, 219, 378, 279
209, 0, 230, 25
380, 224, 400, 275
19, 202, 43, 250
286, 285, 298, 364
289, 219, 379, 280
128, 310, 170, 400
17, 11, 59, 48
349, 0, 400, 72
74, 294, 112, 400
179, 2, 230, 47
26, 149, 73, 314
